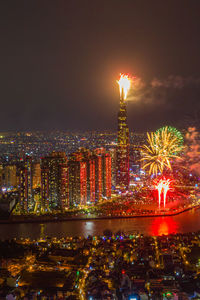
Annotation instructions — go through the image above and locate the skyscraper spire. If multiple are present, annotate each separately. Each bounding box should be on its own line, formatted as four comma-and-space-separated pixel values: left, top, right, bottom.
116, 74, 130, 189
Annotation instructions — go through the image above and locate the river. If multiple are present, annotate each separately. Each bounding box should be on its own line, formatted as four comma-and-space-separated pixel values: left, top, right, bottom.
0, 208, 200, 240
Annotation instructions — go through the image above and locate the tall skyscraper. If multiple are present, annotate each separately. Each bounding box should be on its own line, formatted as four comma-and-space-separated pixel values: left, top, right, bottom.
68, 149, 88, 207
32, 162, 41, 189
3, 165, 17, 188
68, 148, 112, 207
102, 153, 112, 198
18, 156, 32, 213
88, 155, 96, 203
94, 148, 111, 200
109, 148, 117, 187
131, 146, 141, 174
0, 164, 3, 189
116, 87, 130, 189
41, 162, 49, 212
94, 150, 103, 202
41, 152, 68, 211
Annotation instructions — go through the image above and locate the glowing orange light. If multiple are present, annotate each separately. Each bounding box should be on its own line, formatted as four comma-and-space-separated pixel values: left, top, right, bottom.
117, 74, 131, 100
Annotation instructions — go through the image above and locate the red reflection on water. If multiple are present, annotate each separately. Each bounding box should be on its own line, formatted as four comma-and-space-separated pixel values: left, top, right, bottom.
150, 217, 178, 236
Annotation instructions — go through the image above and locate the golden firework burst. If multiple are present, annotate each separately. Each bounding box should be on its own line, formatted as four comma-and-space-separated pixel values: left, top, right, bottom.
141, 128, 183, 175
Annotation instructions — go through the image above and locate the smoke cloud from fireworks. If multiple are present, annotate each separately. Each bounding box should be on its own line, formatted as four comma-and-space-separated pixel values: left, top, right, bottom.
185, 127, 200, 176
151, 76, 200, 89
126, 75, 200, 106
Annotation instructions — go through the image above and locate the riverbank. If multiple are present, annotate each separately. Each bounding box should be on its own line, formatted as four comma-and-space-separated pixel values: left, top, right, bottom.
0, 203, 200, 224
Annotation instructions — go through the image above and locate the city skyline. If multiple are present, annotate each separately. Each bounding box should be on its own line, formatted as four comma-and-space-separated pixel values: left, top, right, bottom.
1, 2, 200, 299
1, 1, 200, 131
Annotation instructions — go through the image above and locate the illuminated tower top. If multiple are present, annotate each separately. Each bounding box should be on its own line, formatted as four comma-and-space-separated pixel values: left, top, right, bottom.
117, 74, 131, 102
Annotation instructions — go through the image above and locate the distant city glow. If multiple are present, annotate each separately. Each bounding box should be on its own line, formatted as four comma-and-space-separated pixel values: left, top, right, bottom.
117, 73, 131, 100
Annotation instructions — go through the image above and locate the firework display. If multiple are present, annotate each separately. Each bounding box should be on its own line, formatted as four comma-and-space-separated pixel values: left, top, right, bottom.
154, 178, 171, 208
156, 126, 184, 154
141, 127, 183, 175
154, 179, 163, 208
117, 74, 131, 100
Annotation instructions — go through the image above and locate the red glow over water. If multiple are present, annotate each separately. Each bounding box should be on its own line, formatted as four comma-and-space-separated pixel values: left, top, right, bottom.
150, 217, 178, 236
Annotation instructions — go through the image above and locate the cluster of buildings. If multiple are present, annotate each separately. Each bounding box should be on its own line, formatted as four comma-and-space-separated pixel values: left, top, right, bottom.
0, 148, 112, 214
0, 84, 135, 215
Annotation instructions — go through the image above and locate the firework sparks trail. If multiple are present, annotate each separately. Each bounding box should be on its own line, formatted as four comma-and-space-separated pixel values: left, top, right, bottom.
155, 180, 163, 208
163, 179, 171, 208
154, 178, 172, 208
156, 126, 184, 155
117, 74, 131, 100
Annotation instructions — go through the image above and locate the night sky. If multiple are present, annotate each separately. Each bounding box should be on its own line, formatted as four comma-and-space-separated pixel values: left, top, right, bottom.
1, 1, 200, 132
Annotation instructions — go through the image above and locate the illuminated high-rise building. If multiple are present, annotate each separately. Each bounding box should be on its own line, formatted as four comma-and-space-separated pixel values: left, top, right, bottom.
18, 166, 27, 213
3, 165, 17, 188
94, 148, 111, 199
41, 152, 68, 211
68, 148, 112, 207
131, 146, 141, 174
31, 162, 41, 213
116, 89, 130, 189
94, 151, 103, 202
0, 164, 3, 189
88, 156, 96, 203
109, 148, 117, 187
32, 162, 41, 189
102, 153, 112, 198
41, 163, 49, 212
18, 156, 32, 213
68, 149, 88, 207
